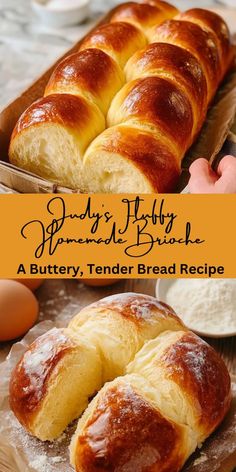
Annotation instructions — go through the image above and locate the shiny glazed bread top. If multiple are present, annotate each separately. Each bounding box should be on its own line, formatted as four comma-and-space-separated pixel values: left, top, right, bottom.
8, 1, 234, 193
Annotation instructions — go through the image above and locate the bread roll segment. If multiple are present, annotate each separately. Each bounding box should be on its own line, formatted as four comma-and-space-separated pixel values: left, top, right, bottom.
45, 49, 125, 115
9, 328, 102, 441
140, 0, 179, 16
110, 1, 175, 35
125, 42, 208, 136
127, 330, 231, 443
149, 19, 221, 102
9, 94, 105, 189
107, 76, 194, 153
69, 293, 185, 381
70, 375, 196, 472
82, 124, 180, 193
79, 21, 147, 69
177, 8, 233, 73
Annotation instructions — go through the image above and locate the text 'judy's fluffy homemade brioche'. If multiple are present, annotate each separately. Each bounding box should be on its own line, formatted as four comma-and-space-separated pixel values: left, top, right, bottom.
9, 1, 234, 193
9, 293, 231, 472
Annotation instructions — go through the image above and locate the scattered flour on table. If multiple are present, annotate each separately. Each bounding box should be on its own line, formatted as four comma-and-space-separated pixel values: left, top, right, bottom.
29, 454, 66, 471
29, 455, 47, 471
165, 279, 236, 334
193, 452, 208, 465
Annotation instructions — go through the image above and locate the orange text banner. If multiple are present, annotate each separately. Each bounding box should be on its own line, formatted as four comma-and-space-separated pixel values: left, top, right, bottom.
0, 194, 235, 278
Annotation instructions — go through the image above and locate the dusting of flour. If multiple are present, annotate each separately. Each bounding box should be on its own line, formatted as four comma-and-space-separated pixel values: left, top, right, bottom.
165, 278, 236, 335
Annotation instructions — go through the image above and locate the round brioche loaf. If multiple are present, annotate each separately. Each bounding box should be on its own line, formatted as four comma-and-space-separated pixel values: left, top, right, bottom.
9, 292, 232, 471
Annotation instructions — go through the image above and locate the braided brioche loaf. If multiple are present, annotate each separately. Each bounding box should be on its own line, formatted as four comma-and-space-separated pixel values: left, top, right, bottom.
9, 293, 231, 472
9, 2, 234, 193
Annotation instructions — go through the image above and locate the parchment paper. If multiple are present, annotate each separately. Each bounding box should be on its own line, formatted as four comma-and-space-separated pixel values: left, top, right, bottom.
0, 316, 236, 472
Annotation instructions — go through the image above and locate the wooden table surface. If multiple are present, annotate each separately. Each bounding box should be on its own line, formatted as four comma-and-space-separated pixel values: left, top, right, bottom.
0, 278, 235, 375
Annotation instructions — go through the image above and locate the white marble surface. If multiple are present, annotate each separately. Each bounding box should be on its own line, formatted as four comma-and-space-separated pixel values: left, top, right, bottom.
0, 0, 234, 111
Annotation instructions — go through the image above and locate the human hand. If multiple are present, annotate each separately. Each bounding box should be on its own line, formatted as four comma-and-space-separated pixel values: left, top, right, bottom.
188, 155, 236, 193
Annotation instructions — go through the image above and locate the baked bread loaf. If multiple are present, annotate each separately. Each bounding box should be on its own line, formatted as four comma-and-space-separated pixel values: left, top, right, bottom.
9, 3, 234, 192
9, 292, 231, 472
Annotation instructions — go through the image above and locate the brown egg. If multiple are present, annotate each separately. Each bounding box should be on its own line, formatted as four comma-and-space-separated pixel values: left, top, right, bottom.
0, 280, 39, 342
13, 279, 44, 291
82, 279, 119, 287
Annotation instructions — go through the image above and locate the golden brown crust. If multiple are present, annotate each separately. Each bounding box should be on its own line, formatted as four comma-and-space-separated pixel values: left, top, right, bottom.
45, 49, 124, 112
160, 331, 232, 435
90, 125, 180, 192
140, 0, 179, 16
83, 293, 184, 327
80, 22, 146, 68
9, 328, 77, 429
108, 77, 194, 151
178, 8, 233, 70
150, 19, 221, 100
74, 381, 186, 472
110, 2, 170, 31
125, 42, 208, 127
11, 93, 98, 140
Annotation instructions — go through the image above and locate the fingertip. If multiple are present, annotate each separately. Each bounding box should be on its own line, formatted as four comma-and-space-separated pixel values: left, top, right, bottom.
217, 155, 236, 176
189, 158, 209, 175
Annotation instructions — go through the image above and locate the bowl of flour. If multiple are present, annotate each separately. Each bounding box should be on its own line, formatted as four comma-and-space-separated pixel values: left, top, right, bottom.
156, 278, 236, 337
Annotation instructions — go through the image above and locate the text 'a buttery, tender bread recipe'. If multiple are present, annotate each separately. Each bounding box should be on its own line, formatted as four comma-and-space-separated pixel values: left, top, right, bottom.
9, 0, 235, 193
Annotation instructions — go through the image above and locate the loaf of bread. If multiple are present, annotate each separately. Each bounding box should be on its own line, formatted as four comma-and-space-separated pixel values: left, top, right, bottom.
9, 292, 231, 472
9, 3, 234, 192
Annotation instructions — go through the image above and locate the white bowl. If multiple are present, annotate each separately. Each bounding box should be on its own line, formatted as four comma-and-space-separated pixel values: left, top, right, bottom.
32, 0, 90, 28
155, 278, 236, 338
